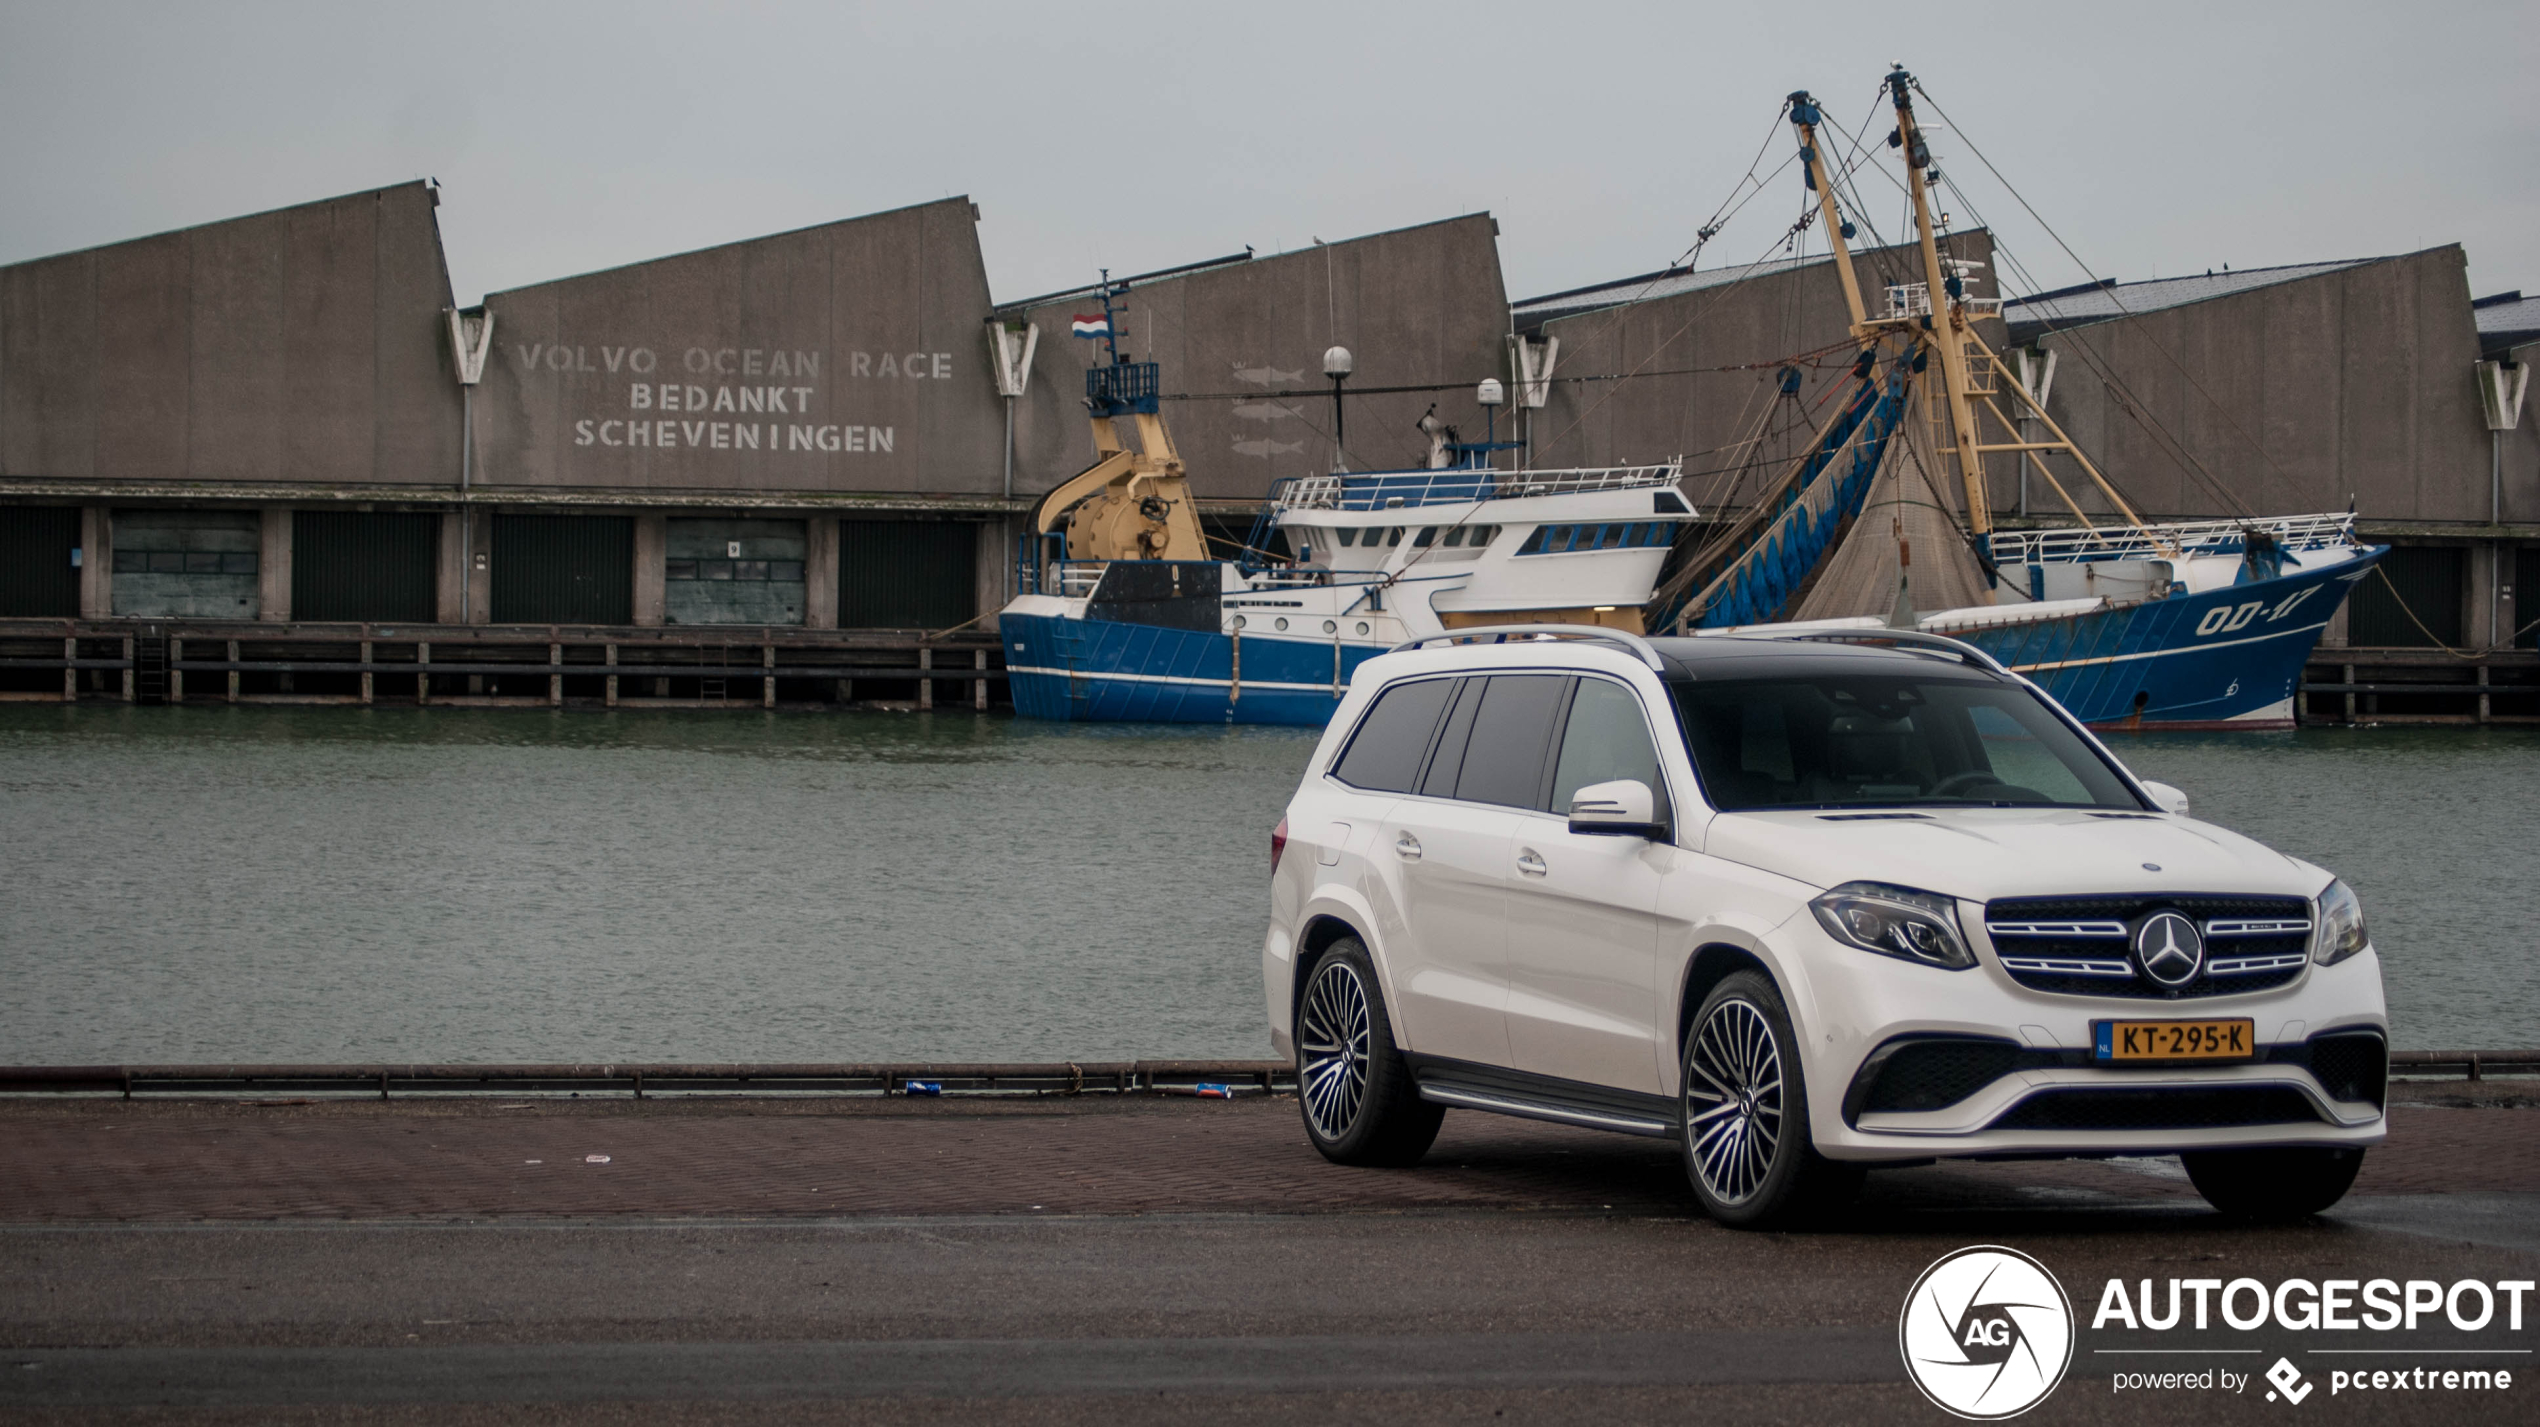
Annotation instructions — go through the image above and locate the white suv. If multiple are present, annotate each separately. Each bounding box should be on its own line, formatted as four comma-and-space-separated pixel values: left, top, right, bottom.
1263, 626, 2387, 1227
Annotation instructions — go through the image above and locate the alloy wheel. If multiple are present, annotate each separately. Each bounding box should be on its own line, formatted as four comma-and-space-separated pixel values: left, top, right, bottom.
1684, 997, 1785, 1204
1298, 957, 1372, 1141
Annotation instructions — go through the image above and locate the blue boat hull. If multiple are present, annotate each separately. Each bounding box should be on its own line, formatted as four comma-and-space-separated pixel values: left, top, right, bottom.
1003, 549, 2382, 729
1956, 548, 2386, 728
1002, 613, 1388, 725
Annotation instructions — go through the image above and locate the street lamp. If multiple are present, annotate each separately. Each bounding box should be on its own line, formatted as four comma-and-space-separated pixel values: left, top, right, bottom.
1323, 345, 1353, 472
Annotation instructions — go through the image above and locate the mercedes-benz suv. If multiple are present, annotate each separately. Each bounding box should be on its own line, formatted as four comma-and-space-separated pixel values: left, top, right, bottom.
1263, 626, 2386, 1227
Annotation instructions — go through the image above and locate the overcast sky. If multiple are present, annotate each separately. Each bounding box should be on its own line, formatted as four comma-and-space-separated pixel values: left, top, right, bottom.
4, 1, 2534, 312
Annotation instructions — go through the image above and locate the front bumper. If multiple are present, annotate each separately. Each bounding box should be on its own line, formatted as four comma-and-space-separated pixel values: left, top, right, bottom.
1769, 914, 2389, 1162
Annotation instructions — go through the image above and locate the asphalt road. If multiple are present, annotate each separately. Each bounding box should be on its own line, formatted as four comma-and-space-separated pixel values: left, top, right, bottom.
3, 1092, 2535, 1425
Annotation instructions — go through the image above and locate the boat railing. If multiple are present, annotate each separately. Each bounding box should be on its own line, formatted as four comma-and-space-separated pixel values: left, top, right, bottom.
1884, 282, 2004, 321
1987, 512, 2358, 565
1267, 462, 1680, 513
1047, 560, 1110, 597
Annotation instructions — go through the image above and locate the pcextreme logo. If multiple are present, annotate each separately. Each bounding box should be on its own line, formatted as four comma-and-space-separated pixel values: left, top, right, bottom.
1900, 1246, 2076, 1419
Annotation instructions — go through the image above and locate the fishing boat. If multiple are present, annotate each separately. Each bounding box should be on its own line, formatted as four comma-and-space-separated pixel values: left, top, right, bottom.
999, 285, 1699, 725
1645, 69, 2384, 729
1001, 68, 2381, 729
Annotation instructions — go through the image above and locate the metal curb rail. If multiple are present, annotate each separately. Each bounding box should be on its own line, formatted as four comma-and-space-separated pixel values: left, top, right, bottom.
2389, 1050, 2540, 1081
0, 1061, 1295, 1099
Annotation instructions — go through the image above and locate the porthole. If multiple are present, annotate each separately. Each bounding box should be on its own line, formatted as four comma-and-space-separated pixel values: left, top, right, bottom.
1275, 617, 1290, 631
1232, 615, 1248, 629
1322, 620, 1337, 633
1355, 621, 1370, 635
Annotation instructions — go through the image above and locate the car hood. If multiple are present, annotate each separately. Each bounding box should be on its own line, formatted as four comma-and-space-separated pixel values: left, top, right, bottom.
1699, 807, 2326, 903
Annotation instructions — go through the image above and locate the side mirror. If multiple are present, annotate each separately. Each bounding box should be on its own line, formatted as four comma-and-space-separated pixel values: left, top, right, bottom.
2139, 780, 2190, 817
1568, 779, 1667, 839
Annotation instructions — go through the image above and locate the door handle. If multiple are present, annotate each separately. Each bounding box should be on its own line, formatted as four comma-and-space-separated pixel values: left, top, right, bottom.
1516, 848, 1548, 877
1394, 832, 1422, 861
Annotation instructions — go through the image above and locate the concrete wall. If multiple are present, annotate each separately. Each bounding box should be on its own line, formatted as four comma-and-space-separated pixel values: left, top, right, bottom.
2029, 246, 2492, 523
1528, 234, 2002, 512
1005, 216, 1511, 504
0, 183, 461, 488
476, 198, 1003, 496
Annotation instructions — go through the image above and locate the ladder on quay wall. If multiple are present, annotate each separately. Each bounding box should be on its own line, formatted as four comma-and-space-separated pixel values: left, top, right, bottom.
133, 630, 170, 706
698, 641, 730, 704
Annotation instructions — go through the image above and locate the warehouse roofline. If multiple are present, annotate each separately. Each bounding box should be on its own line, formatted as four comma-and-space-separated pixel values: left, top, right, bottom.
480, 195, 981, 300
2001, 254, 2416, 345
2472, 290, 2540, 357
992, 212, 1497, 317
0, 179, 442, 272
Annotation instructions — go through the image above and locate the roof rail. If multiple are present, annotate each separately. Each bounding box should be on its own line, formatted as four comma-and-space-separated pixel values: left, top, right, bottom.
1390, 624, 1666, 671
1719, 627, 2012, 676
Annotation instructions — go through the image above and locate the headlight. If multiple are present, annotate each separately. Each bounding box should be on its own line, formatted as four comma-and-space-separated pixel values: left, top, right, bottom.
2312, 877, 2370, 965
1810, 881, 1974, 970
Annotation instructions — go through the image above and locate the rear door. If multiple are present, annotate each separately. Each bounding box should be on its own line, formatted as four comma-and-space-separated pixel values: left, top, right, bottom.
1336, 677, 1502, 1064
1502, 675, 1674, 1095
1374, 673, 1573, 1069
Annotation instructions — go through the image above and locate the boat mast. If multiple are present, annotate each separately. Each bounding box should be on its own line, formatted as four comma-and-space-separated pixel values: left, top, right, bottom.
1788, 93, 1870, 333
1886, 67, 1994, 536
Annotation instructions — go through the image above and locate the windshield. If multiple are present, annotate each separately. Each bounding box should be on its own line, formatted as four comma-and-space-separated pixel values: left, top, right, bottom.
1669, 674, 2143, 811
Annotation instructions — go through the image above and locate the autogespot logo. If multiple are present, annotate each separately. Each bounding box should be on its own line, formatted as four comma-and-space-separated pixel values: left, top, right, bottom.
1900, 1246, 2076, 1419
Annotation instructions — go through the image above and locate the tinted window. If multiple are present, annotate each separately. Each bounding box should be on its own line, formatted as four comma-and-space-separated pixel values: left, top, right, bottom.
1671, 675, 2140, 811
1419, 678, 1485, 798
1550, 678, 1664, 815
1454, 675, 1571, 809
1331, 678, 1455, 792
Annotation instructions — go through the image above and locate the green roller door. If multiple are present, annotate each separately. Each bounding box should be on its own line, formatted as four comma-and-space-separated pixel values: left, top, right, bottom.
112, 509, 260, 618
666, 517, 806, 626
0, 507, 81, 617
491, 515, 633, 625
293, 512, 438, 623
838, 520, 976, 629
2346, 545, 2463, 647
2519, 547, 2540, 650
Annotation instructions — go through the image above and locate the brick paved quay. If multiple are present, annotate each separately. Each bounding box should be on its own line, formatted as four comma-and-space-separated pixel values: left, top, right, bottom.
0, 1088, 2533, 1221
5, 1090, 2537, 1425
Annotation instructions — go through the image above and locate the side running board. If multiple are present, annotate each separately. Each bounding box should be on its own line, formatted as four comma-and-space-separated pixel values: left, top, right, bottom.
1409, 1057, 1678, 1139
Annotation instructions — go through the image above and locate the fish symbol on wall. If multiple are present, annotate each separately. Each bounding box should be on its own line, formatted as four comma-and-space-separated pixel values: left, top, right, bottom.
1229, 402, 1305, 423
1232, 437, 1308, 458
1231, 364, 1306, 387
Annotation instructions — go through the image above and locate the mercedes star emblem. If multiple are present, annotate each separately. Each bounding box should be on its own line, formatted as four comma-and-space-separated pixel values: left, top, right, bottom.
2132, 910, 2205, 987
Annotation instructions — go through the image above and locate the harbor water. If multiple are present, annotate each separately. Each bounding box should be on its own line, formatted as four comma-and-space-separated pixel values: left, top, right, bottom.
0, 705, 2532, 1063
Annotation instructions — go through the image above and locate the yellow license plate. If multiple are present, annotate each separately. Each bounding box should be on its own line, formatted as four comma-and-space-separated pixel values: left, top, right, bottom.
2094, 1018, 2255, 1062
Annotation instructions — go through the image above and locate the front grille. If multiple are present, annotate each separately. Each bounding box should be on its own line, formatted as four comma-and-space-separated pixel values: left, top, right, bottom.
1991, 1086, 2322, 1132
1986, 895, 2310, 999
1848, 1037, 2055, 1119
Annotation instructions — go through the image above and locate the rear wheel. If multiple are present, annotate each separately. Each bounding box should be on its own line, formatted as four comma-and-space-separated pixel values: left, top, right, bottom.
2182, 1146, 2365, 1220
1296, 939, 1442, 1167
1680, 969, 1863, 1228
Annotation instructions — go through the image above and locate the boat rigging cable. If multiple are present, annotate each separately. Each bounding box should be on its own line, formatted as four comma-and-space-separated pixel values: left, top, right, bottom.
1911, 82, 2287, 517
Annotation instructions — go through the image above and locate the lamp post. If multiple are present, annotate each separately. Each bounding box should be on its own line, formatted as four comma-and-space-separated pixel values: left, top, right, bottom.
1323, 345, 1353, 472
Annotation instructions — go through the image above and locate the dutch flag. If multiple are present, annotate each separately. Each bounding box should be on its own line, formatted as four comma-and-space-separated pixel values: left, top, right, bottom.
1071, 313, 1110, 339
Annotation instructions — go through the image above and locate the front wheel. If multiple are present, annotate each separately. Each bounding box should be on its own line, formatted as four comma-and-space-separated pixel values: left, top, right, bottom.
2182, 1146, 2365, 1220
1680, 969, 1862, 1228
1296, 939, 1443, 1167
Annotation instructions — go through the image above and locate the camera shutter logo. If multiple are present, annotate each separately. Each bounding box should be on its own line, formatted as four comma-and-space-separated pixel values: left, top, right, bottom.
1899, 1246, 2074, 1419
2133, 910, 2204, 988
